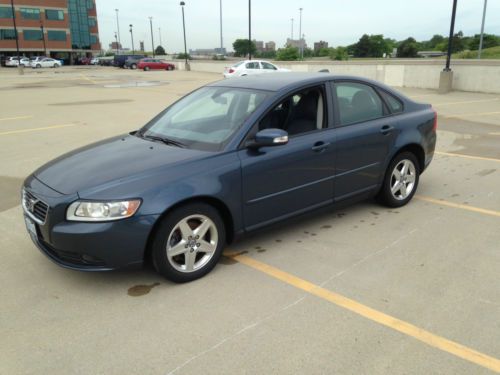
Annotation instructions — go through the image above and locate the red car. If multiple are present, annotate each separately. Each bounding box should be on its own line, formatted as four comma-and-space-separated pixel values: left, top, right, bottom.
137, 58, 175, 71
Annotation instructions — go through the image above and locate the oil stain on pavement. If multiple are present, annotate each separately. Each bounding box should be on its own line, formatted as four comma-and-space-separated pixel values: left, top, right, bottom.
127, 282, 160, 297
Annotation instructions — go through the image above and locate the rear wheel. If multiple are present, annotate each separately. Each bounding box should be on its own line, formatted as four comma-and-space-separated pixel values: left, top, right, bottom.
151, 203, 225, 283
167, 65, 174, 71
131, 63, 137, 70
377, 152, 420, 207
53, 63, 58, 68
36, 64, 41, 69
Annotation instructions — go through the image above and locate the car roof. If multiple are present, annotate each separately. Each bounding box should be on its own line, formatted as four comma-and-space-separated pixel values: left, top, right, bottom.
208, 72, 394, 92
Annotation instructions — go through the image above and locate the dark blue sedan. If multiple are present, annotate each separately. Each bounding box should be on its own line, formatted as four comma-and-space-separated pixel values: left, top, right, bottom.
22, 73, 437, 282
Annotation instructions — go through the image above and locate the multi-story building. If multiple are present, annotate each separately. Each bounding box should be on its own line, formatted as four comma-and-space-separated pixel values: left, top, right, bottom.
314, 40, 328, 52
265, 41, 275, 52
0, 0, 101, 64
286, 37, 307, 50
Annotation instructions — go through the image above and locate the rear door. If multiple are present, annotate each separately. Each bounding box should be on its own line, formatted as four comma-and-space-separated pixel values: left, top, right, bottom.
331, 80, 398, 201
244, 61, 261, 76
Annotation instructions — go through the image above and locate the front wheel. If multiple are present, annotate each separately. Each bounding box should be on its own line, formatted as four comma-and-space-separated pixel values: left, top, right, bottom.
36, 64, 41, 69
377, 152, 420, 208
167, 65, 174, 71
131, 63, 137, 70
151, 203, 225, 283
144, 66, 150, 71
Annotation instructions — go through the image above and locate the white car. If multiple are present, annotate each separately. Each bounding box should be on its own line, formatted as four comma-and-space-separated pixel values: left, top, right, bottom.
223, 60, 290, 78
90, 57, 99, 65
31, 57, 62, 69
5, 57, 30, 67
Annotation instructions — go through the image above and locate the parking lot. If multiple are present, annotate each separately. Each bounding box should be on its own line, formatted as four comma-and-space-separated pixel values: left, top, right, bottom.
1, 66, 499, 374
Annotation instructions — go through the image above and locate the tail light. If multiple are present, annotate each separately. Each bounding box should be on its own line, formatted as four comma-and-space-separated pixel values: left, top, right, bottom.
229, 68, 235, 74
432, 108, 438, 131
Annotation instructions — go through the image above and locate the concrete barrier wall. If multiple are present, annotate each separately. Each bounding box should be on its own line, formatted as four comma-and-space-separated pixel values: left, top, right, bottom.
176, 59, 500, 94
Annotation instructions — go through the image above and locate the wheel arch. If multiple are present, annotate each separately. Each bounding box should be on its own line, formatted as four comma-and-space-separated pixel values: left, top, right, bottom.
395, 143, 425, 173
143, 196, 235, 262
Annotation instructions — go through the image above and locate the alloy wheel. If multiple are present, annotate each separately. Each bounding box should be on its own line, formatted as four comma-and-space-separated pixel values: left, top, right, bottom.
390, 159, 416, 200
166, 214, 218, 273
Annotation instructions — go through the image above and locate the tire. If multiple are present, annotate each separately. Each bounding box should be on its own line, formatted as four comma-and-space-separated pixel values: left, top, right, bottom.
131, 64, 137, 70
53, 64, 58, 68
36, 64, 41, 69
167, 65, 174, 71
144, 66, 150, 71
151, 202, 226, 283
377, 151, 420, 208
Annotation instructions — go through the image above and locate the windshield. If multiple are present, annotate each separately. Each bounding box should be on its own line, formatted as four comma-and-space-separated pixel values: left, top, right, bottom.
139, 87, 268, 151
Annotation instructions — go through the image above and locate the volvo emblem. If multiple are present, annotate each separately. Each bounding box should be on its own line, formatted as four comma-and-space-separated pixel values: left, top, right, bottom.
26, 198, 37, 213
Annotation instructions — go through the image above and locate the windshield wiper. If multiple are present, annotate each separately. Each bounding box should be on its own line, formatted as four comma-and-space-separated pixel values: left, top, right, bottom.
140, 133, 186, 148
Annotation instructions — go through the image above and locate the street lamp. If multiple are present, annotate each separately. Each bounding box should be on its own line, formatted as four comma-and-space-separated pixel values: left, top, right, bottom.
180, 1, 189, 70
40, 21, 47, 56
114, 32, 119, 55
149, 17, 155, 57
248, 0, 252, 60
10, 0, 23, 74
478, 0, 488, 59
115, 9, 121, 52
219, 0, 223, 53
158, 27, 162, 48
439, 0, 458, 94
129, 24, 135, 54
291, 18, 294, 40
298, 7, 303, 59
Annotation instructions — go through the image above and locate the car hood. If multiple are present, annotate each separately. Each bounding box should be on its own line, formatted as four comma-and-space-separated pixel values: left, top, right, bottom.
34, 134, 208, 195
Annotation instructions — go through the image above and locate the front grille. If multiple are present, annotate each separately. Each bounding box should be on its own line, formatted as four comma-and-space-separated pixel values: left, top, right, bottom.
23, 190, 49, 224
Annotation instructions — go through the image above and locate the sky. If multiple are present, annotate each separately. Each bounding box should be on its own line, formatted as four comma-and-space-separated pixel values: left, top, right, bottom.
95, 0, 500, 53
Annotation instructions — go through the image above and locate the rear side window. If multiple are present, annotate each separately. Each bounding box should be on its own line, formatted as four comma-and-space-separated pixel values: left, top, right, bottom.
335, 82, 384, 125
379, 90, 404, 114
245, 62, 259, 69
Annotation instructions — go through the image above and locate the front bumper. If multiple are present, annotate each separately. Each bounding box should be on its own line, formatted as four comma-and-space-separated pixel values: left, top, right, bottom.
23, 175, 159, 271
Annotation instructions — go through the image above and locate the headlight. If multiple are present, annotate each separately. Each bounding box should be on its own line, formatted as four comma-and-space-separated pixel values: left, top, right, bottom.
66, 200, 141, 222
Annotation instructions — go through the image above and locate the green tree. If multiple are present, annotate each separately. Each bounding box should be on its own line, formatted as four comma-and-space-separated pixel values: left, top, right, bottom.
329, 47, 348, 61
232, 39, 256, 57
317, 47, 333, 57
155, 45, 166, 55
468, 34, 500, 50
352, 34, 391, 57
275, 46, 299, 61
397, 37, 419, 57
176, 52, 191, 60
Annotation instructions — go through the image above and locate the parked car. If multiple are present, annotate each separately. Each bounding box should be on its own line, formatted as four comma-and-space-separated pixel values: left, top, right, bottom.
22, 73, 436, 282
31, 58, 62, 68
124, 56, 146, 69
99, 57, 114, 66
223, 60, 290, 78
113, 54, 145, 68
29, 56, 47, 67
5, 56, 30, 67
90, 57, 99, 65
77, 57, 91, 65
138, 58, 175, 71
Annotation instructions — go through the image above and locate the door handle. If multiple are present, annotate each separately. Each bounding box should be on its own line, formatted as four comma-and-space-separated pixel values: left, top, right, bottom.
312, 142, 330, 152
380, 125, 394, 135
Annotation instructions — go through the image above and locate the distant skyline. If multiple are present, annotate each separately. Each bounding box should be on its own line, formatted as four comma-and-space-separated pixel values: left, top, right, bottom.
96, 0, 500, 53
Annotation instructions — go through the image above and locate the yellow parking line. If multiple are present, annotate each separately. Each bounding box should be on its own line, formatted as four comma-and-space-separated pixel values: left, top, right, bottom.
230, 254, 500, 373
0, 115, 33, 122
0, 124, 77, 136
490, 132, 500, 136
80, 73, 97, 85
435, 151, 500, 163
434, 98, 499, 107
415, 195, 500, 218
443, 111, 500, 119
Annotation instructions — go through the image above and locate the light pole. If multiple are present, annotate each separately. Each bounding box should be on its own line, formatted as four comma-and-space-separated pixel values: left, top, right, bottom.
158, 27, 162, 48
180, 2, 189, 70
478, 0, 488, 59
114, 32, 119, 55
149, 17, 155, 57
115, 9, 121, 53
40, 21, 47, 56
129, 24, 135, 54
299, 7, 303, 59
248, 0, 252, 60
10, 0, 23, 74
219, 0, 223, 53
291, 18, 294, 40
444, 0, 458, 72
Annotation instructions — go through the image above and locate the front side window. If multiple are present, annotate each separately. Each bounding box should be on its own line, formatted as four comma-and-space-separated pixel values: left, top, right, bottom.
45, 9, 64, 20
23, 30, 43, 41
259, 86, 326, 136
21, 8, 40, 20
139, 87, 269, 151
0, 6, 13, 18
335, 82, 384, 125
47, 30, 66, 41
0, 29, 16, 40
261, 62, 277, 70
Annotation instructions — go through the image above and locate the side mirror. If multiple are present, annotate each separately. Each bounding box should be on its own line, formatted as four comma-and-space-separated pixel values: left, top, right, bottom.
249, 128, 289, 148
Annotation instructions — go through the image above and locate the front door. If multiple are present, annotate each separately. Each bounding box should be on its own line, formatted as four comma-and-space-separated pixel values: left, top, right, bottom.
238, 85, 336, 230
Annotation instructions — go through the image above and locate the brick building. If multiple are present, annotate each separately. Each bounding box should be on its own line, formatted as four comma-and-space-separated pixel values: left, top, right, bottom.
0, 0, 101, 64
